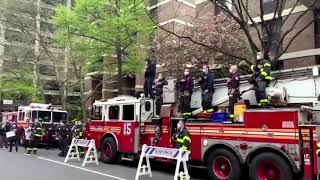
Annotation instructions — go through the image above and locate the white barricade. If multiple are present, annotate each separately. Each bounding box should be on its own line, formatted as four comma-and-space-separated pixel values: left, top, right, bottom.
135, 144, 190, 180
64, 138, 99, 167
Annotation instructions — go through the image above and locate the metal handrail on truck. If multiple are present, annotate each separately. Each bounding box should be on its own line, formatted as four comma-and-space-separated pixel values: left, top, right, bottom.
300, 105, 320, 180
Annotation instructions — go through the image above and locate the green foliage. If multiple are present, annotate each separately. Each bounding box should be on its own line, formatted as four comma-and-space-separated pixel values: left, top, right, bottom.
53, 0, 154, 75
1, 65, 43, 103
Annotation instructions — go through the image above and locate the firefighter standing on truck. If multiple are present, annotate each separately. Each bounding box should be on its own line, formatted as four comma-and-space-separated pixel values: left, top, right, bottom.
177, 69, 194, 116
198, 64, 214, 113
26, 119, 43, 155
153, 73, 168, 117
250, 52, 273, 107
227, 65, 240, 122
173, 119, 191, 180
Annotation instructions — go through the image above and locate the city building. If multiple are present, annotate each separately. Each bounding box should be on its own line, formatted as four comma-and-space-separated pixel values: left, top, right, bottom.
0, 0, 79, 106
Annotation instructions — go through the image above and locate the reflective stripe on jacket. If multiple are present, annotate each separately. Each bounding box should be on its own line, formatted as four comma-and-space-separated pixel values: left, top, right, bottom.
176, 128, 191, 152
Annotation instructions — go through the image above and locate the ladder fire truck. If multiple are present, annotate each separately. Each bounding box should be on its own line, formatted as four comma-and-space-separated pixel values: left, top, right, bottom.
86, 66, 320, 180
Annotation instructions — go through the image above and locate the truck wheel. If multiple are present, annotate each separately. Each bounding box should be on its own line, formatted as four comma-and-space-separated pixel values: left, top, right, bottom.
249, 152, 293, 180
100, 137, 117, 164
207, 149, 242, 180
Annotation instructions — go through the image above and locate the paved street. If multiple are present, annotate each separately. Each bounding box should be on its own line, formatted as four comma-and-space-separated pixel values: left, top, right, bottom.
0, 148, 208, 180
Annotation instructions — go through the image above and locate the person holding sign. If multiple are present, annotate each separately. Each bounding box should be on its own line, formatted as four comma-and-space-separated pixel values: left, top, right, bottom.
8, 122, 18, 152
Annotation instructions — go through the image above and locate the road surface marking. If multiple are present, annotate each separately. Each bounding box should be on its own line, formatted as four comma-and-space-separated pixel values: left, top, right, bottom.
38, 157, 127, 180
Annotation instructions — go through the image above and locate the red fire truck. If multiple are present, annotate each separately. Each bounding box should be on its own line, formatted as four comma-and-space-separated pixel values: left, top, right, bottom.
86, 66, 320, 180
16, 103, 67, 142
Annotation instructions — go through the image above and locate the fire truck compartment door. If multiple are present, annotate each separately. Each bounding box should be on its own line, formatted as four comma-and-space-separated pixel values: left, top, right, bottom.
120, 122, 139, 153
140, 100, 153, 121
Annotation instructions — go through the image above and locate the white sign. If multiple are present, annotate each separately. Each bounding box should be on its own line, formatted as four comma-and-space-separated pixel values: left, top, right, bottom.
6, 131, 15, 138
163, 79, 176, 103
3, 100, 13, 105
73, 139, 92, 147
64, 138, 99, 167
135, 144, 190, 180
143, 146, 189, 161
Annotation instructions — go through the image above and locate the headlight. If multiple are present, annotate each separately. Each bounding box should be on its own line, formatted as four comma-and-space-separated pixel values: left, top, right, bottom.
203, 140, 208, 146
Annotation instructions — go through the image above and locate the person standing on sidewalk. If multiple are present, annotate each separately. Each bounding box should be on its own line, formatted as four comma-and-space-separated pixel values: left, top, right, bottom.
26, 119, 44, 155
0, 122, 7, 150
8, 123, 19, 152
24, 124, 32, 150
57, 120, 67, 157
172, 119, 191, 180
45, 120, 56, 150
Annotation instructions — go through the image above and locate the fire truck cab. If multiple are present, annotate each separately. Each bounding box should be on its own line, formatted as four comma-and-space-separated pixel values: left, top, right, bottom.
88, 96, 154, 161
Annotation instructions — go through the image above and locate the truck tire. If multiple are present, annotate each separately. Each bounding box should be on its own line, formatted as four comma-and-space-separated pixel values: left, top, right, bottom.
207, 149, 242, 180
249, 152, 293, 180
100, 137, 117, 164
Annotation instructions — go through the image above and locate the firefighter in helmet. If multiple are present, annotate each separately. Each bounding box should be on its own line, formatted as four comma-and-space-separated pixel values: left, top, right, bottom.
250, 52, 273, 107
26, 119, 43, 155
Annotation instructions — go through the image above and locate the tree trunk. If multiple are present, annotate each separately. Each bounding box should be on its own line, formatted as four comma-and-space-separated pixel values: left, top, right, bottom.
79, 81, 88, 122
116, 47, 122, 95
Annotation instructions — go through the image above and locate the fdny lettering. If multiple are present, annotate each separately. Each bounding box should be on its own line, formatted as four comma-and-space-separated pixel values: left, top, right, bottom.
144, 147, 187, 159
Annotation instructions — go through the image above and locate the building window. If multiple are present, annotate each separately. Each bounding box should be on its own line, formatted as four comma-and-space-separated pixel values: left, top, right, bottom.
145, 101, 151, 111
39, 65, 56, 76
214, 0, 232, 16
122, 105, 135, 121
263, 0, 276, 14
149, 0, 158, 6
109, 106, 119, 120
262, 18, 282, 59
92, 106, 102, 120
315, 9, 320, 48
315, 9, 320, 64
262, 0, 284, 15
44, 80, 60, 91
41, 0, 67, 6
